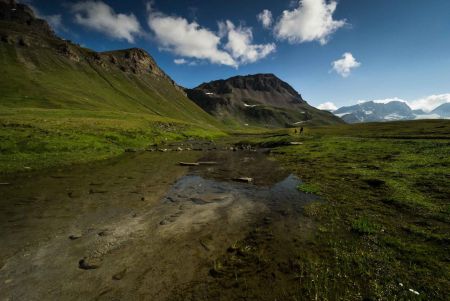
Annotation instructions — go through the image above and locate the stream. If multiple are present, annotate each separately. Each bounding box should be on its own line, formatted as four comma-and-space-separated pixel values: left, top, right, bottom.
0, 150, 318, 300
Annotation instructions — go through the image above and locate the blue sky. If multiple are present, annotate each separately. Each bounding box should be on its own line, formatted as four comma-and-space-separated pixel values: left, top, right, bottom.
26, 0, 450, 111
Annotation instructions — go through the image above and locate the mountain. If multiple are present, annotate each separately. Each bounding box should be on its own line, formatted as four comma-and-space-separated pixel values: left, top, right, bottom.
431, 103, 450, 117
334, 101, 415, 123
186, 74, 343, 127
0, 0, 221, 128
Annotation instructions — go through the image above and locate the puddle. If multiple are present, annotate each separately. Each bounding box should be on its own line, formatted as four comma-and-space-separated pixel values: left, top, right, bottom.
0, 150, 317, 300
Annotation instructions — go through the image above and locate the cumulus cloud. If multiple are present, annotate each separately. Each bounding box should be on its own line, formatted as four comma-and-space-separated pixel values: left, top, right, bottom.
222, 20, 276, 65
331, 52, 360, 77
355, 94, 450, 112
317, 102, 337, 111
274, 0, 346, 45
147, 3, 236, 67
147, 4, 275, 67
71, 1, 142, 43
174, 58, 188, 65
257, 9, 273, 29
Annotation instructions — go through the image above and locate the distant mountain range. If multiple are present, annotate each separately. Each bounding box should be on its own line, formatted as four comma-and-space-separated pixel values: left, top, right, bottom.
333, 101, 450, 123
186, 74, 343, 127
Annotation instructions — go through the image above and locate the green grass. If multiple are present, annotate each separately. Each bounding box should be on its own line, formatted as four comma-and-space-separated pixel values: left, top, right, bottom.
297, 182, 321, 194
234, 120, 450, 300
0, 38, 226, 173
0, 107, 225, 173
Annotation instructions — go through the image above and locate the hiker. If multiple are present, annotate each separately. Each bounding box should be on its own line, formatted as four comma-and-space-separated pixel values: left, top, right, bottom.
294, 128, 297, 134
300, 127, 304, 135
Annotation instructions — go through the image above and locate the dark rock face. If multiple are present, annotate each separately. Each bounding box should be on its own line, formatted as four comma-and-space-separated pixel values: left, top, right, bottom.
194, 74, 305, 109
186, 74, 343, 127
0, 0, 54, 36
100, 48, 168, 78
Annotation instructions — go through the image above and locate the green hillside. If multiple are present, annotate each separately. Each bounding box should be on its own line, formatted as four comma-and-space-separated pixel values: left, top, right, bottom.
0, 2, 224, 173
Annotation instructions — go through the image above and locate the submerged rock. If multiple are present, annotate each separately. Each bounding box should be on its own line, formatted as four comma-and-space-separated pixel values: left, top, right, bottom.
78, 258, 101, 270
233, 177, 253, 183
69, 234, 81, 240
179, 162, 199, 166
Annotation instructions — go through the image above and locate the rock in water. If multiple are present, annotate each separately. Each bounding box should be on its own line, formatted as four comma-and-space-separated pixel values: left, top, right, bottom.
78, 258, 101, 270
179, 162, 199, 166
233, 177, 253, 183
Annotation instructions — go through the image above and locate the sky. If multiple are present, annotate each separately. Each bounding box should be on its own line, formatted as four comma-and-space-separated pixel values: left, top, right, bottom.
23, 0, 450, 112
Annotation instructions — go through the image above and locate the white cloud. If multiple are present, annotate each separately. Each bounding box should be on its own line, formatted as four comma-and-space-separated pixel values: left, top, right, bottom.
71, 1, 142, 43
257, 9, 273, 29
147, 4, 275, 67
274, 0, 346, 45
317, 102, 337, 111
222, 20, 276, 65
409, 94, 450, 112
147, 3, 236, 67
174, 58, 188, 65
356, 97, 407, 105
372, 97, 407, 104
331, 52, 360, 77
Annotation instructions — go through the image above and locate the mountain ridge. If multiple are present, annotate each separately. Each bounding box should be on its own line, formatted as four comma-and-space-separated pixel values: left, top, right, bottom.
333, 100, 450, 123
186, 73, 343, 127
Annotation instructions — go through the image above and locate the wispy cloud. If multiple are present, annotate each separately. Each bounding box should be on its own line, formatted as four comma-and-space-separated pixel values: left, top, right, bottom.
274, 0, 346, 45
257, 9, 273, 29
71, 1, 142, 43
331, 52, 360, 77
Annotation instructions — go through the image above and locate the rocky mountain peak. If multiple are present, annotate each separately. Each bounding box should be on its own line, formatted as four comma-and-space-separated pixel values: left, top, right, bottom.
0, 0, 54, 36
199, 74, 304, 101
100, 48, 167, 78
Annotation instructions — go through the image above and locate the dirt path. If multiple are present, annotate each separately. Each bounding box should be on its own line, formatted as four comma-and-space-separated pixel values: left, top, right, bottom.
0, 150, 316, 300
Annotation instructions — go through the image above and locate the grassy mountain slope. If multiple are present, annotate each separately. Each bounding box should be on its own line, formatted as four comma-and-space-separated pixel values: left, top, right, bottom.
0, 0, 224, 172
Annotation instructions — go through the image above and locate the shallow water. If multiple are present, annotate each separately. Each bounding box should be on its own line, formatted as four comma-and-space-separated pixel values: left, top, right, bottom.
0, 150, 316, 300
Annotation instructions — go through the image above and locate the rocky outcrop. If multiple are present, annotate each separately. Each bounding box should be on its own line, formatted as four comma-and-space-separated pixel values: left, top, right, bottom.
0, 0, 54, 36
101, 48, 167, 78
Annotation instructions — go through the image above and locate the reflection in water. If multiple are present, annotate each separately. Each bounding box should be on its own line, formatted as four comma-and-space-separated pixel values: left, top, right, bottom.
0, 150, 317, 300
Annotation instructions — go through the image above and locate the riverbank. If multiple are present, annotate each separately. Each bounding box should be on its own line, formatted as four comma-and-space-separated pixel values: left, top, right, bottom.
0, 119, 449, 300
211, 119, 449, 300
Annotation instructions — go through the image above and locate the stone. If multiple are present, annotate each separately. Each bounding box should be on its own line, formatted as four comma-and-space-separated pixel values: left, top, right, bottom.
78, 258, 100, 270
69, 234, 81, 240
179, 162, 199, 166
233, 177, 253, 183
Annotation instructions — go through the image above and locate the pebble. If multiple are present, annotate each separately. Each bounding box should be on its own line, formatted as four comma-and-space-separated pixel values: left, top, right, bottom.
69, 234, 82, 240
78, 258, 101, 270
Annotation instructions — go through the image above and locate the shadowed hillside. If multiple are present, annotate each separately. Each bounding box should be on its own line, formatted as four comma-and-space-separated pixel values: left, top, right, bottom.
186, 74, 344, 128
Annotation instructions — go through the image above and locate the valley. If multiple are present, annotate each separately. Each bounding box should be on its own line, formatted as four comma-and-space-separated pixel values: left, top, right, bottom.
0, 1, 449, 300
